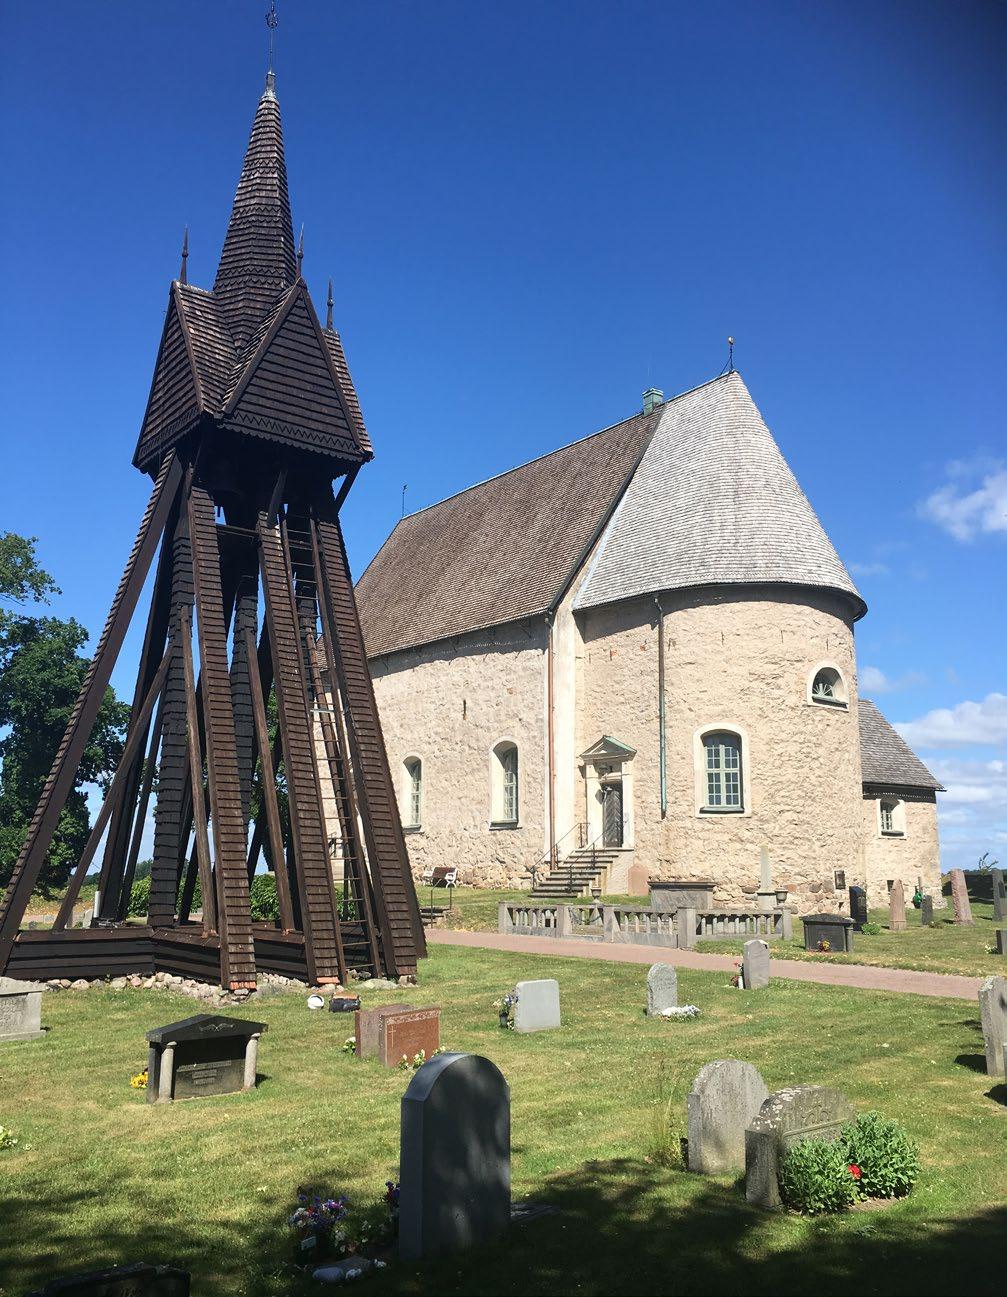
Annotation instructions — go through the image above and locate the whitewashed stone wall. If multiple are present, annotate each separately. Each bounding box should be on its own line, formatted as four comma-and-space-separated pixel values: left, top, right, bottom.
365, 621, 549, 888
576, 586, 866, 913
860, 796, 943, 911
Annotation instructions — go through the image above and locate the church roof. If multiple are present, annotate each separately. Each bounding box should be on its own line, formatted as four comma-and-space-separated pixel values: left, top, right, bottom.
356, 408, 662, 658
858, 698, 943, 791
132, 75, 370, 475
574, 372, 865, 616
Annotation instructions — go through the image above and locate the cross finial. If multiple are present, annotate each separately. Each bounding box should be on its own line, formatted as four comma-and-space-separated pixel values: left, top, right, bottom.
296, 225, 304, 278
266, 0, 278, 74
727, 336, 735, 372
326, 278, 334, 330
180, 227, 189, 284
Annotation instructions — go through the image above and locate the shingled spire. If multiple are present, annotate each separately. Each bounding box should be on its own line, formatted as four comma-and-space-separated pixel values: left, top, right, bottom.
213, 71, 297, 351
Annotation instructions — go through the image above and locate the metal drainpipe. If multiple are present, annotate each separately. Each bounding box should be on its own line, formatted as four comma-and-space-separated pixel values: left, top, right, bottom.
545, 612, 556, 866
654, 596, 667, 818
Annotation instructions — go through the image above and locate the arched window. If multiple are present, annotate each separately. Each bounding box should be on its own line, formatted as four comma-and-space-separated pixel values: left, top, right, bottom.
491, 741, 519, 826
879, 797, 905, 837
403, 757, 422, 829
702, 731, 743, 812
809, 665, 848, 708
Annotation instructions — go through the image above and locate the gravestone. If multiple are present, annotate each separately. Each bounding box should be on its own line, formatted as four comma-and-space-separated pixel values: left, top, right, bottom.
687, 1059, 768, 1174
650, 880, 714, 912
145, 1015, 266, 1104
0, 976, 45, 1043
355, 1003, 414, 1059
399, 1053, 510, 1260
742, 939, 770, 990
513, 979, 561, 1033
745, 1085, 856, 1210
919, 895, 933, 925
978, 975, 1007, 1079
380, 1008, 441, 1069
26, 1263, 190, 1296
646, 963, 678, 1016
992, 869, 1007, 921
950, 869, 974, 925
848, 886, 868, 931
888, 880, 908, 932
996, 928, 1007, 956
802, 913, 855, 953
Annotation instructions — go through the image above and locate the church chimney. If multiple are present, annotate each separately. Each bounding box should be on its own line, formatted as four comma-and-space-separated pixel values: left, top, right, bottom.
642, 387, 664, 415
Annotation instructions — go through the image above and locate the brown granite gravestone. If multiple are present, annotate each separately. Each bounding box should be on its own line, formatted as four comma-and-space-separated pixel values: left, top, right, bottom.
888, 880, 908, 932
26, 1263, 189, 1296
950, 869, 974, 925
355, 1004, 414, 1059
745, 1085, 856, 1210
380, 1008, 441, 1068
145, 1015, 266, 1103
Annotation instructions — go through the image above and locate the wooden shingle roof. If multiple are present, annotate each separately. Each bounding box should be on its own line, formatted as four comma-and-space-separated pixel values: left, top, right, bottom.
355, 408, 663, 658
858, 698, 943, 791
132, 76, 371, 476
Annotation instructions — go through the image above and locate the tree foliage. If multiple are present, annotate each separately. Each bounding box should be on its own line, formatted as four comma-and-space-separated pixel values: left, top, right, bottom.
0, 534, 129, 895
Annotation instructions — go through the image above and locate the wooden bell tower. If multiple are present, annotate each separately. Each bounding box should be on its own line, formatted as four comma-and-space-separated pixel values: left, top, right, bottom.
0, 73, 425, 989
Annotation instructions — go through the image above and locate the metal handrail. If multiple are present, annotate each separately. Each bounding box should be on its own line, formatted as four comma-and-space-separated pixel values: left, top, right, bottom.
528, 822, 586, 884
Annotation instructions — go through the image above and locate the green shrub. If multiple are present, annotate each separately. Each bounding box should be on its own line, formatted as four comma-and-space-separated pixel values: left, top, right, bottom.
861, 921, 882, 936
249, 872, 279, 922
840, 1112, 920, 1199
778, 1139, 857, 1214
126, 876, 150, 917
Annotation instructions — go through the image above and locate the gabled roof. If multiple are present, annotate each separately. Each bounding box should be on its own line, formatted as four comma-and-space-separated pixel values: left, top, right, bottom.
858, 698, 944, 791
132, 75, 372, 476
574, 372, 865, 617
580, 736, 637, 761
355, 408, 662, 658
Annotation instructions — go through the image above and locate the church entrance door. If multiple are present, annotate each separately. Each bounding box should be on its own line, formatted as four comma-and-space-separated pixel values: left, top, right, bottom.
602, 781, 624, 848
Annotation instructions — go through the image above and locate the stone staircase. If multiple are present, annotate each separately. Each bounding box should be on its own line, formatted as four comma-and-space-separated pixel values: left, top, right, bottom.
529, 846, 621, 899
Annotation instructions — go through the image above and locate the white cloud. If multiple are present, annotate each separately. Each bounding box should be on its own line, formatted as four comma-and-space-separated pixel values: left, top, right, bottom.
896, 693, 1007, 748
931, 755, 1007, 871
860, 665, 926, 695
849, 561, 890, 577
918, 461, 1007, 542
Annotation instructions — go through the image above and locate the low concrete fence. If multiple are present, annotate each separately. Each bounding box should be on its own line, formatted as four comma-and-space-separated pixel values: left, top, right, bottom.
499, 901, 792, 950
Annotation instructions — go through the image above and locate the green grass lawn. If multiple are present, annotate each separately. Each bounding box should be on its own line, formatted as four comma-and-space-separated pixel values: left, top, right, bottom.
436, 886, 1005, 978
1, 945, 1004, 1296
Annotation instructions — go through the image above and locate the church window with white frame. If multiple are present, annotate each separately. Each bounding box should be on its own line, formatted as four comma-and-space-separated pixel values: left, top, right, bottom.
703, 731, 743, 811
809, 665, 847, 708
879, 797, 905, 837
403, 757, 422, 829
491, 741, 519, 826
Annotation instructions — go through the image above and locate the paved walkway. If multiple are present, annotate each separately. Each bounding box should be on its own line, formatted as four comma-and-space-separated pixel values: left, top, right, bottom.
428, 928, 983, 1001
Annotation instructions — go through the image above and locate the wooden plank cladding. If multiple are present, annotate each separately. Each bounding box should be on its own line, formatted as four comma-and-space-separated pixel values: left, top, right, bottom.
258, 514, 344, 984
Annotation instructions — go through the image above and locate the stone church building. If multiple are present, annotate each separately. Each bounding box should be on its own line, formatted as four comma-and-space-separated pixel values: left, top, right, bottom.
349, 371, 943, 912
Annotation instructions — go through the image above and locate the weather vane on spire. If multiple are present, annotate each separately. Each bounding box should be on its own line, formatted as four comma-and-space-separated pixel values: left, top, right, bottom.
266, 0, 278, 73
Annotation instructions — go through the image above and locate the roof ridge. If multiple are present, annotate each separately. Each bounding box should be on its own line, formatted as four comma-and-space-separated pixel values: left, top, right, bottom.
400, 372, 730, 523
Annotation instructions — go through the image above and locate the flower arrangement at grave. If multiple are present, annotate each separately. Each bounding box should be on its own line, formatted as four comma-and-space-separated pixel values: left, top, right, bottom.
130, 1067, 148, 1089
492, 989, 519, 1028
729, 960, 744, 989
817, 938, 831, 952
778, 1113, 919, 1213
288, 1187, 351, 1261
342, 1036, 357, 1057
658, 1004, 701, 1021
398, 1046, 447, 1076
0, 1125, 18, 1152
288, 1183, 401, 1267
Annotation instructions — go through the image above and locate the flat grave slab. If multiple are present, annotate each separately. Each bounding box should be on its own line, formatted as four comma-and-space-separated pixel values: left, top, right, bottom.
26, 1262, 189, 1296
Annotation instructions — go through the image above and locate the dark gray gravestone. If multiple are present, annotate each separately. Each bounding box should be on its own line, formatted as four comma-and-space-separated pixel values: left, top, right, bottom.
145, 1015, 266, 1103
742, 939, 770, 990
802, 913, 855, 953
979, 976, 1007, 1078
687, 1059, 768, 1174
646, 963, 678, 1016
993, 869, 1007, 921
745, 1085, 856, 1210
848, 886, 868, 931
920, 895, 934, 925
0, 976, 45, 1043
997, 927, 1007, 956
26, 1263, 189, 1296
399, 1053, 510, 1261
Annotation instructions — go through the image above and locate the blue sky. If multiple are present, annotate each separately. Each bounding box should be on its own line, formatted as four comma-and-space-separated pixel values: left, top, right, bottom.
1, 2, 1004, 872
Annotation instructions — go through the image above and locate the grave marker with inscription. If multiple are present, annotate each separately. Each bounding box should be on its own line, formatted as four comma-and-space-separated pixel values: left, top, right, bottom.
0, 976, 45, 1043
646, 963, 678, 1016
513, 979, 561, 1033
687, 1059, 768, 1174
745, 1085, 856, 1210
355, 1004, 414, 1059
979, 975, 1007, 1079
848, 886, 868, 931
888, 880, 908, 932
742, 939, 770, 990
380, 1008, 441, 1069
145, 1015, 265, 1104
950, 869, 974, 925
